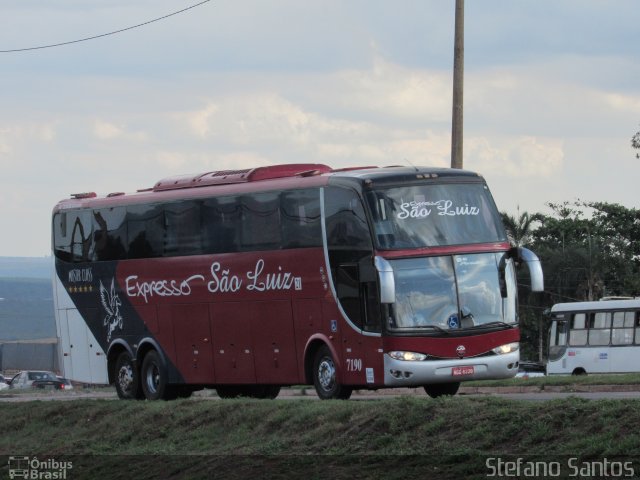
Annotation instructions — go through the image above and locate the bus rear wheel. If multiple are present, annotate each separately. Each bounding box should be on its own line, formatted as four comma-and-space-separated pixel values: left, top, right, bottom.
424, 382, 460, 398
141, 350, 174, 400
313, 345, 352, 400
114, 351, 143, 400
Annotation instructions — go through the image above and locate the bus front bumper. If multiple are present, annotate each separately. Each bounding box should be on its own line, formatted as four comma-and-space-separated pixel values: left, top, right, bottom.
383, 351, 520, 386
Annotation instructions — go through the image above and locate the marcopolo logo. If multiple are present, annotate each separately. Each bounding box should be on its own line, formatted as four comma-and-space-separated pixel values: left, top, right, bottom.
8, 456, 73, 479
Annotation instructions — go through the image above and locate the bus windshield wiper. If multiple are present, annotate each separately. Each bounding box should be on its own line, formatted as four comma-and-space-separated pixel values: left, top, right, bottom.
421, 325, 451, 334
466, 321, 515, 331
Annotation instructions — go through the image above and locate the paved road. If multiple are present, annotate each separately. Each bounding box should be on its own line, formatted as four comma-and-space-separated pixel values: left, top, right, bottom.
2, 388, 640, 402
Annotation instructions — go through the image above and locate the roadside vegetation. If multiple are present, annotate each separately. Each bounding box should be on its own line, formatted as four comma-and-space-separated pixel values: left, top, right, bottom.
1, 395, 639, 479
502, 201, 640, 362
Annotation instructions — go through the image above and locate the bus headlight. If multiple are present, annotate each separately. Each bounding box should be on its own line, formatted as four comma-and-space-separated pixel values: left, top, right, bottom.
492, 343, 519, 355
388, 351, 427, 361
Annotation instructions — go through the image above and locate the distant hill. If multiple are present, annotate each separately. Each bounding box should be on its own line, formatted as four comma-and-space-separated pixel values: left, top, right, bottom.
0, 256, 52, 279
0, 258, 55, 341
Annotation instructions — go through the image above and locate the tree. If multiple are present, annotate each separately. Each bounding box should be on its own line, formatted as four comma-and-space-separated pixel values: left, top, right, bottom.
500, 209, 543, 247
500, 208, 544, 361
633, 126, 640, 159
515, 201, 640, 362
530, 200, 640, 302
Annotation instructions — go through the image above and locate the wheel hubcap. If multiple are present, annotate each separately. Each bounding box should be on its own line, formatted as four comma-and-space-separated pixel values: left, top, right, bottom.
318, 357, 336, 391
145, 363, 160, 394
118, 364, 133, 393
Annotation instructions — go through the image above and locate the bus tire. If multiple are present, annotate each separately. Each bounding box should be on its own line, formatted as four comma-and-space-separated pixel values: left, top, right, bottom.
114, 351, 143, 400
313, 345, 352, 400
572, 368, 587, 376
141, 350, 172, 400
424, 382, 460, 398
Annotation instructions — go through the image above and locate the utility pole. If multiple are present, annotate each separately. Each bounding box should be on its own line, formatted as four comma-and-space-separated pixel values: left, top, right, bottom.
451, 0, 464, 169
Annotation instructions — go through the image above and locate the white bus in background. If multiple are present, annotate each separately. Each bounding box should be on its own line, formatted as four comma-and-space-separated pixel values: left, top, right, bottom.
547, 299, 640, 375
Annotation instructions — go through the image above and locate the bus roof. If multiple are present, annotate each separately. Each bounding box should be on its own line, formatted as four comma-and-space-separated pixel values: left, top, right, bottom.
54, 164, 484, 212
551, 298, 640, 313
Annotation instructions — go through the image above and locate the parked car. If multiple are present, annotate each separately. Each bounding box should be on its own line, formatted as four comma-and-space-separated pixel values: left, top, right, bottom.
0, 379, 8, 391
0, 374, 8, 384
516, 361, 546, 379
9, 371, 66, 390
56, 377, 74, 390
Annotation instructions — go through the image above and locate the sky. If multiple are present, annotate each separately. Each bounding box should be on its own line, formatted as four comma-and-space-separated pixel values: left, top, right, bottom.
1, 0, 638, 257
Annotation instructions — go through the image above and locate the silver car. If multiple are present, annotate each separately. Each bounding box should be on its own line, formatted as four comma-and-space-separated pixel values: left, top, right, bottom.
9, 371, 59, 389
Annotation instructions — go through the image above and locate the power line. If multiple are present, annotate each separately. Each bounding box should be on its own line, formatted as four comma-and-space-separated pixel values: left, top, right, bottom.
0, 0, 211, 53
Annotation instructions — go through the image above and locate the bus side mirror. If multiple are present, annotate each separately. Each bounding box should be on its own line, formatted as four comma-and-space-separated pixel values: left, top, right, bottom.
511, 247, 544, 292
374, 256, 395, 304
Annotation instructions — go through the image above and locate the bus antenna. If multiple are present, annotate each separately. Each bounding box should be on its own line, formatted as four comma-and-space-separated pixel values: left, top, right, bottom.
404, 158, 419, 172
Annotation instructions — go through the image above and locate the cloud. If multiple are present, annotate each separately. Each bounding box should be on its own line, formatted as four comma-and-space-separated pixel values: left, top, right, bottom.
602, 92, 640, 114
187, 103, 219, 138
468, 136, 564, 177
92, 119, 148, 142
333, 56, 452, 123
93, 119, 123, 140
0, 123, 56, 171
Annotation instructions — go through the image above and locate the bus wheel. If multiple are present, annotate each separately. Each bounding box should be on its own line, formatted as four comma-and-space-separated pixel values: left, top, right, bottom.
423, 382, 460, 398
114, 351, 143, 400
572, 368, 587, 376
313, 345, 352, 400
141, 350, 171, 400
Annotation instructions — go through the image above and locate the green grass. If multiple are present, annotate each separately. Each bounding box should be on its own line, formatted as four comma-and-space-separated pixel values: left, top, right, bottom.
1, 396, 640, 479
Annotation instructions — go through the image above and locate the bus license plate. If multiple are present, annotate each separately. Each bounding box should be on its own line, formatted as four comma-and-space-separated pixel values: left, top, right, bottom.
452, 366, 474, 377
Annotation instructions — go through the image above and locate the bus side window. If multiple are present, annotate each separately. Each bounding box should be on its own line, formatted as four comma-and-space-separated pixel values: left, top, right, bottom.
549, 316, 567, 347
127, 204, 164, 259
569, 313, 587, 346
281, 189, 322, 248
612, 311, 634, 345
54, 211, 90, 262
588, 312, 611, 346
324, 187, 372, 258
202, 196, 241, 254
58, 211, 93, 263
53, 212, 71, 261
241, 192, 281, 251
164, 201, 202, 256
635, 312, 640, 345
92, 208, 127, 261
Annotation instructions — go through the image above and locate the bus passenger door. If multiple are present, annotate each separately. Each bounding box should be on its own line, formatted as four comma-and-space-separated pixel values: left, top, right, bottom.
324, 186, 383, 387
333, 260, 384, 387
334, 263, 368, 385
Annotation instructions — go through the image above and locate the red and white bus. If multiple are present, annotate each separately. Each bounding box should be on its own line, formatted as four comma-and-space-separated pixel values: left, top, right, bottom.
52, 164, 543, 400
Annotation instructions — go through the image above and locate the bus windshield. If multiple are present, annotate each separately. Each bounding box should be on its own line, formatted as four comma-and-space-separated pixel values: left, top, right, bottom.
365, 183, 506, 249
389, 253, 517, 331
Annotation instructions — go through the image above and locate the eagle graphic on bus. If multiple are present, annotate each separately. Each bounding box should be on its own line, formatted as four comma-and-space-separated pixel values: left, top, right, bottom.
100, 278, 123, 343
